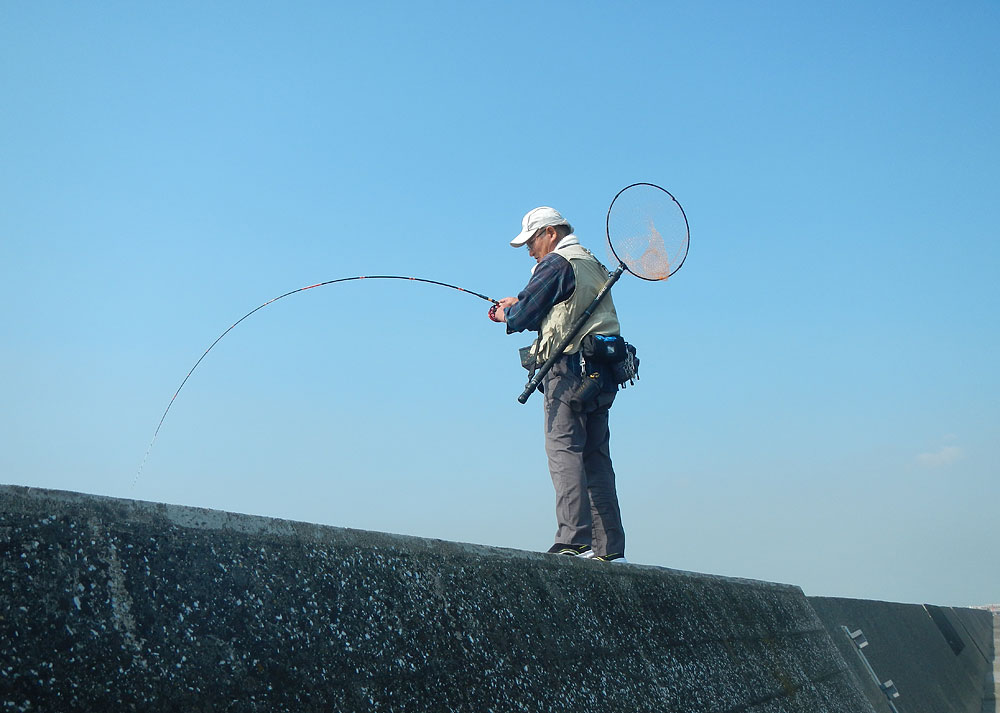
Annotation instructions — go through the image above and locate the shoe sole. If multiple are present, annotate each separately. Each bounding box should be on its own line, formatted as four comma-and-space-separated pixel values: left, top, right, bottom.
548, 547, 594, 557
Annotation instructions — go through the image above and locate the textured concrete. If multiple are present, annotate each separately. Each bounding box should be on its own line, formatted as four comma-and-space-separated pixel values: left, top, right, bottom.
0, 484, 876, 713
810, 596, 996, 713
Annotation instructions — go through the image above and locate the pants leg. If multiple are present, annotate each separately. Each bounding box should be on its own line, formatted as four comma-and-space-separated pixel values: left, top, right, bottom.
583, 407, 625, 556
543, 366, 591, 547
542, 356, 625, 555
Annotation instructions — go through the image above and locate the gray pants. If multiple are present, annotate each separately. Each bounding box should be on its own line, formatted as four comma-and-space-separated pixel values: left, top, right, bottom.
542, 354, 625, 557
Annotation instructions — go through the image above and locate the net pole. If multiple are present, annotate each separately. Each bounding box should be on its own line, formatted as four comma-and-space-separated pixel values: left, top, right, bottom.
517, 263, 626, 404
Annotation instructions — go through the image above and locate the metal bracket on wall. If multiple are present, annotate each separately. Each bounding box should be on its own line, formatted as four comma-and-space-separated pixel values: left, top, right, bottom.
842, 626, 902, 713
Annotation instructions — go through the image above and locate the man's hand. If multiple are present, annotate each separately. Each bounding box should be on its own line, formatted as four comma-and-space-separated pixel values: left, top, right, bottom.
489, 296, 518, 323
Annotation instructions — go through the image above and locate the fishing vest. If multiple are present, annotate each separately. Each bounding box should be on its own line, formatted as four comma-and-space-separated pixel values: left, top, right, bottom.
534, 243, 621, 362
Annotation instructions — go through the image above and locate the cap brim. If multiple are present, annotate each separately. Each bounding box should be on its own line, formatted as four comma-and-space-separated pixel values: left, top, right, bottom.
510, 229, 533, 248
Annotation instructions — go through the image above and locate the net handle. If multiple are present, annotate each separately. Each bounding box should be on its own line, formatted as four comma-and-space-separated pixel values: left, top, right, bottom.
606, 182, 690, 281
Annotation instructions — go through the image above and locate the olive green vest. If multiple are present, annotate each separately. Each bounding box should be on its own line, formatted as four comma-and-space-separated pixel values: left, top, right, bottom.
533, 243, 621, 362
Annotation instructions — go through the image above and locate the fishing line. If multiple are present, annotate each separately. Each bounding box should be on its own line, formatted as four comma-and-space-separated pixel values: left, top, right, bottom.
135, 275, 498, 484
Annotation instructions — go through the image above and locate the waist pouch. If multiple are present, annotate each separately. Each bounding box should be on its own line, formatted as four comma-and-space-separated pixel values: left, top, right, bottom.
519, 344, 537, 371
610, 342, 640, 388
582, 334, 639, 388
582, 334, 626, 364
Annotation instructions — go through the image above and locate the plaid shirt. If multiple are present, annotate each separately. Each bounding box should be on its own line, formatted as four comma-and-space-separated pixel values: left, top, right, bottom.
505, 252, 575, 334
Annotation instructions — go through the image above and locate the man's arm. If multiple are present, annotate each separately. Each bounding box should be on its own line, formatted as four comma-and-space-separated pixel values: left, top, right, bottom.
499, 253, 575, 333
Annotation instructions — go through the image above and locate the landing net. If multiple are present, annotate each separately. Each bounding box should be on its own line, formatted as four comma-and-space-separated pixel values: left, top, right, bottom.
606, 183, 689, 281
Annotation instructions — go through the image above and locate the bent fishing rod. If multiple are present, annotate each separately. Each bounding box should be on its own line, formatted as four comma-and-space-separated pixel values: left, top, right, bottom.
135, 275, 498, 484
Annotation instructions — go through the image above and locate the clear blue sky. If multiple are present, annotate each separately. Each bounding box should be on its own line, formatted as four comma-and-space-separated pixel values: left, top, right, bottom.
2, 2, 997, 607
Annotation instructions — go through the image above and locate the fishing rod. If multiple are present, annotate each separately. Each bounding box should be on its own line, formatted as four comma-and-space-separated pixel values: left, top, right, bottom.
135, 275, 498, 484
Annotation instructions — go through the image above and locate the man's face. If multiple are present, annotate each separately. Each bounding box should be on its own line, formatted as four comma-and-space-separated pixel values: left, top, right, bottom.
526, 226, 560, 263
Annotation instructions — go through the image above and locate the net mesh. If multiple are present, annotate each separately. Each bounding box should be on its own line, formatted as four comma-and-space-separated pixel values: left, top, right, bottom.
606, 183, 689, 281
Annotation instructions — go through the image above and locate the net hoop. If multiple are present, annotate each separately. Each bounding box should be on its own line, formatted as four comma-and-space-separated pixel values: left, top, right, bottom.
606, 182, 690, 282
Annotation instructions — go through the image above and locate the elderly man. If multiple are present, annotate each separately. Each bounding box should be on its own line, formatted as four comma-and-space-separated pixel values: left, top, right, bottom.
492, 206, 627, 563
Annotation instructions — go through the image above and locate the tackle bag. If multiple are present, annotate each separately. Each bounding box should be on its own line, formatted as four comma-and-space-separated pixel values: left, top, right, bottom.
582, 334, 640, 388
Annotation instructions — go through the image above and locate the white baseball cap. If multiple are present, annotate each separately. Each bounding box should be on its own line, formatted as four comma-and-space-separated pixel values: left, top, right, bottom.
510, 206, 572, 247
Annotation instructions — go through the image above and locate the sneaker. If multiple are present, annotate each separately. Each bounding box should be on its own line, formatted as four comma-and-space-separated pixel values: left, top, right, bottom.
546, 543, 594, 557
591, 553, 627, 563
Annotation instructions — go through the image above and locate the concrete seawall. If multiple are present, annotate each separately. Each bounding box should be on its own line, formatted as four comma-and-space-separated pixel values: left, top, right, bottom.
810, 597, 996, 713
0, 484, 992, 712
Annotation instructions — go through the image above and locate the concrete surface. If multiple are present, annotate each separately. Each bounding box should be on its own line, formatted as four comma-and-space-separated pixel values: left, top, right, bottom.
1, 484, 876, 713
810, 596, 995, 713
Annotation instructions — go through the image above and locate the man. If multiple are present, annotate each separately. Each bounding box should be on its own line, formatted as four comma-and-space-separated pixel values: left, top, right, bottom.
492, 206, 627, 563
